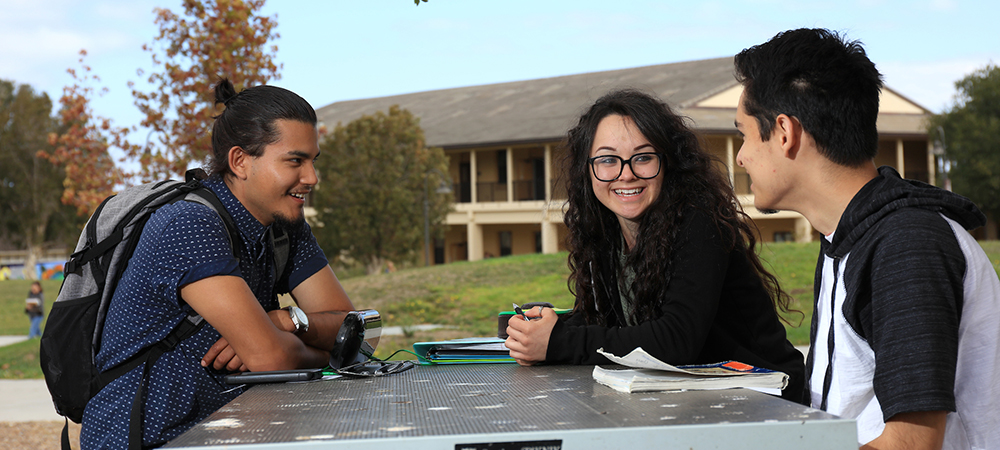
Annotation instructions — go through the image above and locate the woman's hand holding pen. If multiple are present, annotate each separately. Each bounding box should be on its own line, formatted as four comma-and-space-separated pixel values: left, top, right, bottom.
504, 306, 558, 366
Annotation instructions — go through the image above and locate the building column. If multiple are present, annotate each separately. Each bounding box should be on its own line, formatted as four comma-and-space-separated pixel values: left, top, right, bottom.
544, 144, 552, 201
927, 140, 936, 186
470, 150, 478, 204
795, 216, 814, 243
506, 147, 514, 202
895, 139, 905, 178
467, 215, 483, 262
541, 218, 558, 254
726, 136, 735, 187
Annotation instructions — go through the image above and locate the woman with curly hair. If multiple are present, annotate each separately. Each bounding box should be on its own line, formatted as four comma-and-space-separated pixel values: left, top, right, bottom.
505, 89, 805, 403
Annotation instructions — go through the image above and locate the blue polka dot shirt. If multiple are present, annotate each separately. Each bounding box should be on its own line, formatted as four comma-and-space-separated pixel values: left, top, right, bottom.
80, 176, 328, 449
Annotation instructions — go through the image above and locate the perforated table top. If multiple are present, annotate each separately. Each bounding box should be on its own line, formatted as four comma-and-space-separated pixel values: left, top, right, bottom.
167, 364, 856, 449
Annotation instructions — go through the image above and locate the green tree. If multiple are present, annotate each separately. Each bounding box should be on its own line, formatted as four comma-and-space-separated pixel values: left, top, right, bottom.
930, 64, 1000, 223
0, 80, 84, 278
314, 106, 451, 274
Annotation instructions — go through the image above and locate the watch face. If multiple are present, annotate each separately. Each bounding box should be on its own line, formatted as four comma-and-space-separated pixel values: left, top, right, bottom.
291, 306, 308, 332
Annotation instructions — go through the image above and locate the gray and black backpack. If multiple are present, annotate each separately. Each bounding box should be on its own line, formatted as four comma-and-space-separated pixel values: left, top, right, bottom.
39, 169, 288, 449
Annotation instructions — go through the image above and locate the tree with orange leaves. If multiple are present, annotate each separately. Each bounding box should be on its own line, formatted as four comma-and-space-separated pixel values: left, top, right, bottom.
39, 50, 126, 217
45, 0, 281, 217
128, 0, 282, 181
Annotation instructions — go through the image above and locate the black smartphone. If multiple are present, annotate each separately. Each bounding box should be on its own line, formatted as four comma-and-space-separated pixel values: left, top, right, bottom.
223, 368, 324, 385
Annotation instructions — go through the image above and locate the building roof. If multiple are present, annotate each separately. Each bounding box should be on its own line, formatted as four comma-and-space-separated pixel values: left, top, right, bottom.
315, 56, 929, 149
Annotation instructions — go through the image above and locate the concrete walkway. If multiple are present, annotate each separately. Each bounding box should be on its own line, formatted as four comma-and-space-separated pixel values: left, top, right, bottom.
0, 379, 62, 422
0, 336, 62, 422
0, 335, 29, 347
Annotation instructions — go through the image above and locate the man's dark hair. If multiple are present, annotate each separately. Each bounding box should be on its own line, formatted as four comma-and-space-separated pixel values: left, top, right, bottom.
208, 78, 317, 177
734, 28, 884, 167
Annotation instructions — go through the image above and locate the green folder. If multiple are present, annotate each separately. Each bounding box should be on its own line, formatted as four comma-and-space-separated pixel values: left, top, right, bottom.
412, 337, 516, 365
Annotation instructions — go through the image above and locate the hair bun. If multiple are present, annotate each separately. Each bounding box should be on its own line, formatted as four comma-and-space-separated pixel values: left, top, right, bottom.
213, 78, 239, 106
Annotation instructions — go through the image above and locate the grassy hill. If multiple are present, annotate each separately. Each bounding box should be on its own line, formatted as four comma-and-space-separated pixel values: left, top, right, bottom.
347, 242, 823, 358
3, 241, 999, 378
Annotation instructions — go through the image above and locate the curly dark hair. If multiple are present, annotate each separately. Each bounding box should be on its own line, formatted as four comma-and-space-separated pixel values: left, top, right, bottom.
562, 89, 795, 326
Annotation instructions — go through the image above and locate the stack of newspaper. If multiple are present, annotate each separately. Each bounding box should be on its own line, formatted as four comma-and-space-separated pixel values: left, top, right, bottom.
592, 348, 789, 394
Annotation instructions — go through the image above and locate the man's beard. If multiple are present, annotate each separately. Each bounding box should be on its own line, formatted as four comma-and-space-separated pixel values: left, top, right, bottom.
271, 211, 305, 234
756, 208, 780, 215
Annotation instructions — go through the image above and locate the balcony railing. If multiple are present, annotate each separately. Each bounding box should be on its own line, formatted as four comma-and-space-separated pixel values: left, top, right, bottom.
454, 182, 471, 203
513, 180, 545, 201
476, 182, 508, 202
454, 181, 549, 203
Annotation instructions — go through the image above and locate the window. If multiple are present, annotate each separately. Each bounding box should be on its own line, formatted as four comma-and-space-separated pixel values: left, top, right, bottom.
499, 231, 512, 256
434, 238, 445, 264
459, 163, 471, 203
497, 150, 507, 183
532, 158, 545, 200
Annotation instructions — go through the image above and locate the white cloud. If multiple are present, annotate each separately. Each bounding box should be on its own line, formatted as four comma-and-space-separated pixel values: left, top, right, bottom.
0, 0, 156, 93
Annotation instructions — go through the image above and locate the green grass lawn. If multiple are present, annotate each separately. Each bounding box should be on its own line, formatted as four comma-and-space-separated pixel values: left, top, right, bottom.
0, 279, 62, 379
0, 279, 62, 335
3, 241, 999, 378
0, 338, 44, 378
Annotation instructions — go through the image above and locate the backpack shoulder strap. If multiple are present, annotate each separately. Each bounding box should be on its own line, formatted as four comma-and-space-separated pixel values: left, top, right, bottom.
100, 314, 206, 450
64, 194, 114, 277
98, 171, 287, 449
269, 226, 290, 284
183, 169, 289, 285
181, 187, 244, 259
181, 168, 243, 256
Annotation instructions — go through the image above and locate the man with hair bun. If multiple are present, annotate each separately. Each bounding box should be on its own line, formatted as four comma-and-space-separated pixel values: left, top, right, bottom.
81, 79, 356, 449
734, 28, 1000, 450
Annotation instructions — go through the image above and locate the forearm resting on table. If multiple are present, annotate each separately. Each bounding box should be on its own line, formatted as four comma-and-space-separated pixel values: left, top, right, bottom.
286, 265, 357, 352
285, 310, 352, 352
243, 331, 330, 371
861, 410, 947, 450
182, 275, 330, 372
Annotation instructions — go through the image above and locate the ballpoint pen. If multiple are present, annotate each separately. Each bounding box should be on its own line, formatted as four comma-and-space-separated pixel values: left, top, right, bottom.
513, 303, 534, 321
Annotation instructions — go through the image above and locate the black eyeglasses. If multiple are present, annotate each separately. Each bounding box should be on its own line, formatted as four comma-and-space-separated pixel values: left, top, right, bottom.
587, 152, 662, 182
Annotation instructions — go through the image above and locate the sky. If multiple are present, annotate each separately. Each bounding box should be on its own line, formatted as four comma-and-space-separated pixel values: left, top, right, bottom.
1, 0, 998, 138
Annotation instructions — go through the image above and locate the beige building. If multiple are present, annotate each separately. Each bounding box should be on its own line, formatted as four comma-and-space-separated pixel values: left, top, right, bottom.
315, 57, 933, 264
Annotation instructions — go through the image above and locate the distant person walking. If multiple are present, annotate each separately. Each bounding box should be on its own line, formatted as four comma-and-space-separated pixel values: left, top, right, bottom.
25, 281, 44, 338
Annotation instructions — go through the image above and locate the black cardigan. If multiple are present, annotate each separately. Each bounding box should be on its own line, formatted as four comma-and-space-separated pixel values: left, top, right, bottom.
547, 209, 806, 404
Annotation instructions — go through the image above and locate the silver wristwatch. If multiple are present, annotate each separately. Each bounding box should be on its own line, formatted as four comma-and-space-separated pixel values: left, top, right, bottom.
283, 306, 309, 334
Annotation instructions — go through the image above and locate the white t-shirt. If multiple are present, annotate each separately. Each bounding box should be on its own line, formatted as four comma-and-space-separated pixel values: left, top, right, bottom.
811, 216, 1000, 449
